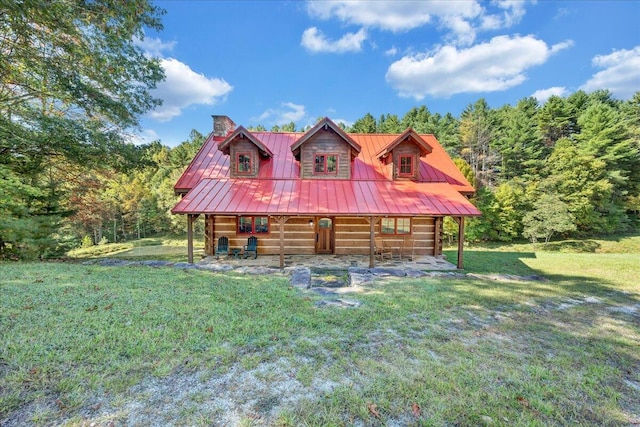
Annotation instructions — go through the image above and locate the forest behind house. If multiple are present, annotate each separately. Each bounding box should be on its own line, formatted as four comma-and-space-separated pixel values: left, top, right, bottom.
3, 90, 639, 259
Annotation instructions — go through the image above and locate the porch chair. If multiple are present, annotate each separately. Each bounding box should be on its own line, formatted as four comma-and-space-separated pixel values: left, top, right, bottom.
214, 236, 229, 258
374, 237, 393, 261
401, 236, 415, 261
243, 236, 258, 259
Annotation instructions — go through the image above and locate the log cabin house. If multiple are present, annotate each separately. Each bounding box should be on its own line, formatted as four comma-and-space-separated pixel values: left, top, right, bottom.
172, 116, 481, 268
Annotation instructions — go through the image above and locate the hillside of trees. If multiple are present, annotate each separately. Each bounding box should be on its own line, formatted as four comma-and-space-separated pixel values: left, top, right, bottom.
2, 89, 639, 259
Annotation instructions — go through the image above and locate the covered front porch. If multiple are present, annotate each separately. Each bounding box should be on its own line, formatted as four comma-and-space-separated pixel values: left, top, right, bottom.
185, 214, 468, 269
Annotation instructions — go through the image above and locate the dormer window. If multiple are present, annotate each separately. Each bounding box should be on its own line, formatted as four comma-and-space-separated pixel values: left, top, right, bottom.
217, 126, 273, 178
399, 155, 414, 176
237, 153, 252, 174
291, 118, 361, 179
314, 154, 337, 174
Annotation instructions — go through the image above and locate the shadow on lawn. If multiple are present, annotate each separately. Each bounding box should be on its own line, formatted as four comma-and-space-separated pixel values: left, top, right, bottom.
429, 251, 640, 424
447, 249, 638, 302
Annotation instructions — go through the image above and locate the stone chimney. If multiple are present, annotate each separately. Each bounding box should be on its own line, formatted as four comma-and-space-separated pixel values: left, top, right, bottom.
212, 115, 236, 137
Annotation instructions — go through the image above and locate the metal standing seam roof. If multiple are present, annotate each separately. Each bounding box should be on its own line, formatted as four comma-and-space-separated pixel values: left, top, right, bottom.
172, 124, 480, 217
172, 178, 480, 216
174, 132, 474, 190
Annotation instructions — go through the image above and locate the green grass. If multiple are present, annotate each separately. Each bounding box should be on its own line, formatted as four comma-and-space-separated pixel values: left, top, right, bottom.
2, 236, 639, 425
66, 235, 204, 262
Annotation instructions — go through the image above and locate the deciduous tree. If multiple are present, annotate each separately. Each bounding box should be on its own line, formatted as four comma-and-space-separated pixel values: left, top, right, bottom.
0, 0, 165, 257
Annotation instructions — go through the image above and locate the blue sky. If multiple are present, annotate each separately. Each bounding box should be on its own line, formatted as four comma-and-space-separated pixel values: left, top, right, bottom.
135, 1, 640, 147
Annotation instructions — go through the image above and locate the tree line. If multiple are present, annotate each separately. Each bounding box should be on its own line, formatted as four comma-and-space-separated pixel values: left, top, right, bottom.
253, 91, 639, 244
3, 89, 639, 258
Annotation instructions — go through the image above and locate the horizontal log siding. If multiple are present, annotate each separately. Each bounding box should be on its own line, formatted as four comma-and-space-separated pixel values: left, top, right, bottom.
334, 217, 369, 254
300, 130, 351, 179
212, 216, 316, 255
209, 215, 437, 256
376, 217, 436, 256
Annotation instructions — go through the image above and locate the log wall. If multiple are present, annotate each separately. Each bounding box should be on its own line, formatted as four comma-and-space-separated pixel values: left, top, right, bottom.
300, 130, 351, 179
207, 215, 440, 256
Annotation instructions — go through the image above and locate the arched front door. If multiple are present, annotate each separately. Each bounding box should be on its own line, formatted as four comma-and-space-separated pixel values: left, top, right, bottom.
315, 217, 334, 254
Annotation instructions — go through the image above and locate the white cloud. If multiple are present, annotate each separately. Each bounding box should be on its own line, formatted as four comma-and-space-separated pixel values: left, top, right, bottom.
385, 46, 398, 56
532, 87, 568, 103
129, 128, 160, 146
301, 27, 367, 53
581, 46, 640, 99
333, 118, 353, 128
148, 58, 233, 122
488, 0, 528, 28
256, 102, 307, 126
134, 35, 176, 57
550, 39, 574, 54
306, 0, 530, 45
134, 35, 234, 123
386, 35, 573, 99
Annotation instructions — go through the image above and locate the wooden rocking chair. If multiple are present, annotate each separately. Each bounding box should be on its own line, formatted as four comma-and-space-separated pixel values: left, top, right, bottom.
214, 236, 229, 258
374, 238, 393, 261
401, 236, 415, 261
243, 236, 258, 259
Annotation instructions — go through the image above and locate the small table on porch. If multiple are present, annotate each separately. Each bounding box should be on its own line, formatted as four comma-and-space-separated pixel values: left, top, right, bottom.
230, 248, 242, 258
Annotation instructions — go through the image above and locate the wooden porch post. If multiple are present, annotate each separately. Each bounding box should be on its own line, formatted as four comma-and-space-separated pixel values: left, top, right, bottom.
433, 217, 441, 256
275, 216, 289, 269
369, 216, 375, 268
204, 215, 216, 255
457, 216, 465, 269
187, 214, 194, 264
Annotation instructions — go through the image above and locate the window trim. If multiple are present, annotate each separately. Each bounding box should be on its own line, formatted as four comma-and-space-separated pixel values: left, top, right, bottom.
236, 152, 252, 175
237, 216, 270, 235
398, 155, 414, 177
313, 153, 338, 175
380, 217, 412, 235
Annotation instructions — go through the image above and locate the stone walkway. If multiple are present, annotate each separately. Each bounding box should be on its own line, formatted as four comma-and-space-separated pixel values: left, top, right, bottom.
195, 254, 456, 308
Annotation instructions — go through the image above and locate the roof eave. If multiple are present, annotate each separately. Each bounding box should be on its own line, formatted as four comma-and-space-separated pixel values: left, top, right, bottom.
291, 117, 361, 156
218, 126, 274, 157
375, 128, 433, 160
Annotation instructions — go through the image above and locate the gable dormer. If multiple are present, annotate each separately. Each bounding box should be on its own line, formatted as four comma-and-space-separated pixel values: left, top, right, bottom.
376, 129, 433, 180
218, 126, 273, 178
291, 117, 361, 179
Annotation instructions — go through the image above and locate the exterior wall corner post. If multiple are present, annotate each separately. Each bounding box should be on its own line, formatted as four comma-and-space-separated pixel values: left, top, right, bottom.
369, 216, 375, 268
187, 214, 194, 264
457, 216, 465, 269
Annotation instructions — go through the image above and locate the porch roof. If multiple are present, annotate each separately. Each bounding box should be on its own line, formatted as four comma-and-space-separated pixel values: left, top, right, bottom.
171, 178, 481, 217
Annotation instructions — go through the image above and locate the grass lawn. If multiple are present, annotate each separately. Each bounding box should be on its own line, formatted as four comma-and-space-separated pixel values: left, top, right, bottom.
66, 236, 203, 263
1, 236, 639, 426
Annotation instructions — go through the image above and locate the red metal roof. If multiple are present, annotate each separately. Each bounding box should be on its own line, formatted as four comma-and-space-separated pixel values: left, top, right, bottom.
172, 179, 480, 216
374, 128, 433, 159
174, 130, 474, 193
172, 122, 479, 217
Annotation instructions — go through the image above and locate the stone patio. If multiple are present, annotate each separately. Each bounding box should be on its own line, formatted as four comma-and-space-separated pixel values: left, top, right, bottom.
197, 253, 457, 271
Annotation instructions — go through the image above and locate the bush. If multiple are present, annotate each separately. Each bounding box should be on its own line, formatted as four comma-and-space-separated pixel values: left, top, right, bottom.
98, 236, 108, 245
81, 235, 94, 248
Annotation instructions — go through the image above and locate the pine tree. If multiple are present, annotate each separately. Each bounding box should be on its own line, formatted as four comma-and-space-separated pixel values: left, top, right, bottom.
350, 113, 377, 133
